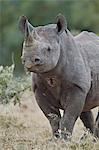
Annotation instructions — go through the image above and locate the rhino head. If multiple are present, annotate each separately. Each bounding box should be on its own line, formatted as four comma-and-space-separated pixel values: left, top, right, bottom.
19, 14, 67, 73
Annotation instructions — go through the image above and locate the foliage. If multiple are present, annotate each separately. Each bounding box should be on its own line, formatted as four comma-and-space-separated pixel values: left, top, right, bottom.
0, 65, 31, 104
0, 0, 99, 74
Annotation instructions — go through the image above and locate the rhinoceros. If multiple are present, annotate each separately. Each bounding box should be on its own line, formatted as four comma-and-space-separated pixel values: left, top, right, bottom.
19, 14, 99, 140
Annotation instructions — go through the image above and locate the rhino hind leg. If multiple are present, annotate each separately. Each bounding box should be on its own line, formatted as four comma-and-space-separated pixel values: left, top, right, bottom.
80, 111, 94, 133
94, 111, 99, 138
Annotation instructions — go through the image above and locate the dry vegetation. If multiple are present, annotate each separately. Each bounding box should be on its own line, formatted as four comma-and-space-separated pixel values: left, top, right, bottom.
0, 90, 99, 150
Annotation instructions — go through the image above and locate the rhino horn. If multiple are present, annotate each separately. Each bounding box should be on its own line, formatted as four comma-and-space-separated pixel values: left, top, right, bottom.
19, 15, 34, 33
25, 20, 31, 38
33, 30, 40, 40
19, 15, 34, 44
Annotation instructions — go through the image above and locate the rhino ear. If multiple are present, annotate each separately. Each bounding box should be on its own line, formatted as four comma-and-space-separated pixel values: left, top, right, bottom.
56, 14, 67, 35
19, 15, 34, 34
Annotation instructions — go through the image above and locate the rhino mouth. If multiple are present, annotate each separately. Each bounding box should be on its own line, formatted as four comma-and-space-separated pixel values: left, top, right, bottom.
25, 64, 44, 73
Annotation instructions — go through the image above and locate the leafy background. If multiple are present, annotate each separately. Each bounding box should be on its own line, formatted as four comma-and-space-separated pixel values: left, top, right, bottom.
0, 0, 99, 74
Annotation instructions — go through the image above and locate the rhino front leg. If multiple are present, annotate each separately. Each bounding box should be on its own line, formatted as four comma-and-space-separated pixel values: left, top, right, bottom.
35, 87, 61, 138
47, 112, 61, 138
60, 86, 87, 140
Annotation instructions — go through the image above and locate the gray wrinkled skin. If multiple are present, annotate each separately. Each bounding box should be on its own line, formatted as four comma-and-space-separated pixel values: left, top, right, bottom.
19, 15, 99, 140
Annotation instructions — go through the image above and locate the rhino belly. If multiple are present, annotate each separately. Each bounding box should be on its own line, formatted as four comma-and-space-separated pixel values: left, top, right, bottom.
83, 97, 99, 112
83, 79, 99, 112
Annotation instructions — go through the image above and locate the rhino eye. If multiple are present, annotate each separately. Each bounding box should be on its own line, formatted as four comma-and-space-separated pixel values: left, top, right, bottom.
47, 47, 51, 52
21, 57, 25, 64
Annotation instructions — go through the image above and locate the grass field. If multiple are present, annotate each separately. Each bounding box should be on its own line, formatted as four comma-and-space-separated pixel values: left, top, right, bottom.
0, 90, 99, 150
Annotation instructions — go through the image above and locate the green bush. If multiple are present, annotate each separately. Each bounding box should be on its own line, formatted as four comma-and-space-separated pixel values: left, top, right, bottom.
0, 65, 31, 105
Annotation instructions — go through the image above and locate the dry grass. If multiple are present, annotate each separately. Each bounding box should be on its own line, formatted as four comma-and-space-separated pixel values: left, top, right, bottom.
0, 90, 99, 150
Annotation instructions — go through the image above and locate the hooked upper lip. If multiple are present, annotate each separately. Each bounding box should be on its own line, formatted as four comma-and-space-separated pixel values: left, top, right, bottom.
25, 63, 43, 72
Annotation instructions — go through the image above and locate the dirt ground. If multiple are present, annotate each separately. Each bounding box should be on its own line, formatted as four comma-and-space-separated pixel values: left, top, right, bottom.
0, 90, 99, 150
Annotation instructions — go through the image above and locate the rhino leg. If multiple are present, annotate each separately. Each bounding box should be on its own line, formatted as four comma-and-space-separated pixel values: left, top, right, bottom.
60, 86, 87, 140
94, 111, 99, 138
80, 111, 94, 133
35, 87, 61, 138
47, 112, 61, 138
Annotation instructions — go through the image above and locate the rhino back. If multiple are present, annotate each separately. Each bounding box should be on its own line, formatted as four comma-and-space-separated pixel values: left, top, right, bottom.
75, 31, 99, 72
75, 31, 99, 45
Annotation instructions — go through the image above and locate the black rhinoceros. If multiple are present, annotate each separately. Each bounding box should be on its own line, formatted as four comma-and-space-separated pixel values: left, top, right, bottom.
19, 14, 99, 140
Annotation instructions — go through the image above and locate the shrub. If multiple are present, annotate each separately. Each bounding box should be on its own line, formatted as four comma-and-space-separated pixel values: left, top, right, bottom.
0, 65, 31, 105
